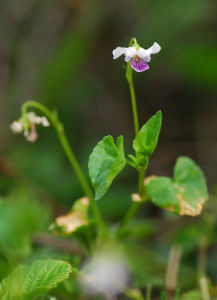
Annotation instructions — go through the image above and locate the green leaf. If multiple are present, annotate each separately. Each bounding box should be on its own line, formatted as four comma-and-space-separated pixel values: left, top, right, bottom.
145, 156, 208, 216
0, 259, 72, 300
88, 135, 126, 200
145, 177, 180, 214
127, 154, 140, 169
133, 111, 162, 166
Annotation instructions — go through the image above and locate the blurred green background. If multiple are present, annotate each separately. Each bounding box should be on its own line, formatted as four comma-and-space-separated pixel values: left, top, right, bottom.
0, 0, 217, 295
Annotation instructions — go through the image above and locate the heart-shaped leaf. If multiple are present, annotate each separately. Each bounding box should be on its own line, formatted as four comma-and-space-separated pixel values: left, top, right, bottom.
88, 135, 126, 200
133, 111, 162, 167
145, 157, 208, 216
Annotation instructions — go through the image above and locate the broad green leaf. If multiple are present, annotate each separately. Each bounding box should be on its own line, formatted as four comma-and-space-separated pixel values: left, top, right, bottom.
173, 157, 208, 210
133, 111, 162, 166
0, 259, 72, 300
145, 177, 180, 214
145, 156, 208, 216
88, 135, 126, 200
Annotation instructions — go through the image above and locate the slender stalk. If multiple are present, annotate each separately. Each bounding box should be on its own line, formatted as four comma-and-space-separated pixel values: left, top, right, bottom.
120, 202, 141, 229
119, 38, 148, 230
199, 277, 210, 300
165, 245, 182, 300
127, 67, 139, 135
138, 167, 146, 196
146, 283, 152, 300
197, 236, 208, 278
21, 101, 107, 235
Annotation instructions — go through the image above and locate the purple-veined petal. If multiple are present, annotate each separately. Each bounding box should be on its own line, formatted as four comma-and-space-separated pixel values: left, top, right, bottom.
130, 58, 149, 72
145, 56, 151, 62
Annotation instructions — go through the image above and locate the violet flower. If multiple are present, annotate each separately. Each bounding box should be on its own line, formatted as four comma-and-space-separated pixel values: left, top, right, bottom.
112, 41, 161, 72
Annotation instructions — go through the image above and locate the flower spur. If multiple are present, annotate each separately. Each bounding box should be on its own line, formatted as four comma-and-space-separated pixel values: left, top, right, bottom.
112, 39, 161, 72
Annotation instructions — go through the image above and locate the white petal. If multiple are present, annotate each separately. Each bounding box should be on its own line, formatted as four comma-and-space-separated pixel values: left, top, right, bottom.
10, 121, 23, 133
24, 127, 38, 143
125, 47, 137, 62
138, 42, 161, 61
112, 47, 127, 59
40, 117, 50, 127
27, 112, 38, 123
146, 42, 161, 55
27, 112, 49, 127
137, 47, 150, 61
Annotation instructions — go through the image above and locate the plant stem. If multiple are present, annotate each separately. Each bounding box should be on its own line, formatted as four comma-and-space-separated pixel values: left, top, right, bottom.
119, 38, 148, 230
120, 166, 147, 229
126, 37, 139, 136
120, 202, 141, 229
21, 101, 107, 235
127, 69, 139, 135
165, 245, 182, 294
199, 277, 210, 300
138, 167, 146, 196
197, 236, 208, 279
146, 283, 152, 300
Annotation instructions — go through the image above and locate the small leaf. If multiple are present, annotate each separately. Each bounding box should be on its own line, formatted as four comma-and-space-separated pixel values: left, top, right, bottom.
0, 259, 72, 300
133, 111, 162, 166
145, 156, 208, 216
128, 154, 140, 169
88, 135, 126, 200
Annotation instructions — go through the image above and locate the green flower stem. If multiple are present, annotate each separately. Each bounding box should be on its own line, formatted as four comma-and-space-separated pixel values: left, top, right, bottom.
120, 38, 148, 230
138, 167, 146, 197
21, 101, 107, 236
126, 38, 139, 136
120, 167, 148, 229
127, 66, 139, 135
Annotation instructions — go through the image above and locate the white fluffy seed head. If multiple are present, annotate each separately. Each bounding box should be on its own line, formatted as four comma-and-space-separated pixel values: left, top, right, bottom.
80, 253, 130, 296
